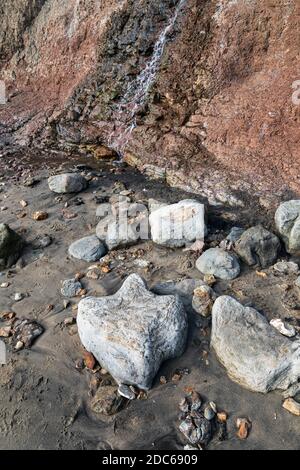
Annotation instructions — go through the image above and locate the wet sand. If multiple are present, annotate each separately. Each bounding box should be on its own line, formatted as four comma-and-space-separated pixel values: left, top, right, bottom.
0, 153, 299, 450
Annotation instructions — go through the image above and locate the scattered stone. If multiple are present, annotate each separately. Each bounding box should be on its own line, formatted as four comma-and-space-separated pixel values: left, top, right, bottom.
275, 200, 300, 255
0, 326, 12, 337
203, 274, 216, 286
219, 227, 245, 251
32, 234, 52, 249
270, 318, 296, 338
83, 351, 96, 370
15, 341, 24, 351
77, 273, 187, 390
64, 317, 75, 326
12, 318, 43, 348
1, 282, 9, 288
63, 300, 70, 309
61, 279, 83, 298
204, 403, 216, 421
234, 225, 280, 268
0, 224, 24, 269
149, 199, 206, 248
183, 240, 205, 253
236, 418, 252, 439
68, 325, 78, 336
160, 376, 167, 385
32, 211, 48, 221
184, 445, 199, 451
68, 236, 107, 262
23, 177, 39, 187
192, 285, 217, 317
273, 260, 299, 275
282, 398, 300, 416
196, 248, 240, 280
217, 411, 228, 423
118, 384, 136, 400
19, 200, 28, 208
14, 292, 24, 302
48, 173, 87, 194
90, 386, 124, 415
211, 296, 300, 393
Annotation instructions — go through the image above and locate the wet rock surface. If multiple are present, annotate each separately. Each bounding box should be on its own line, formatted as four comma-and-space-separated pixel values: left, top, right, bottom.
77, 273, 188, 390
211, 296, 300, 393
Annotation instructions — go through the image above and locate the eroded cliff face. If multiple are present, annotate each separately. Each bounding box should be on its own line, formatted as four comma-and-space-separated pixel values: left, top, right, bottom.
0, 0, 299, 203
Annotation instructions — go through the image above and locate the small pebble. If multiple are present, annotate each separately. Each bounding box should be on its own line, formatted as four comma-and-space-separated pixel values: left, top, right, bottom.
118, 384, 136, 400
14, 293, 24, 302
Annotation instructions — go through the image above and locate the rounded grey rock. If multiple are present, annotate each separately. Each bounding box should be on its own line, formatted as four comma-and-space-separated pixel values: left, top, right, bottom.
48, 173, 87, 194
61, 278, 82, 298
68, 235, 107, 262
196, 248, 240, 280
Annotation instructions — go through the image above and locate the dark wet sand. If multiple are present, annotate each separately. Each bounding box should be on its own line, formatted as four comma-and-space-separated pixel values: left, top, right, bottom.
0, 153, 299, 450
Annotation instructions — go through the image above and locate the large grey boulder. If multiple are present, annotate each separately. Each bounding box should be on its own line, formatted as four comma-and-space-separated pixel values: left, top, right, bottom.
149, 199, 206, 248
234, 225, 280, 268
275, 200, 300, 255
211, 296, 300, 393
196, 248, 240, 280
68, 235, 107, 262
77, 273, 188, 390
0, 224, 24, 269
48, 173, 87, 193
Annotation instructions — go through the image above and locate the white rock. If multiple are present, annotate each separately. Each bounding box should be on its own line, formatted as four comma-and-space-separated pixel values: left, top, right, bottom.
211, 296, 300, 393
149, 199, 206, 248
270, 319, 296, 338
77, 274, 188, 390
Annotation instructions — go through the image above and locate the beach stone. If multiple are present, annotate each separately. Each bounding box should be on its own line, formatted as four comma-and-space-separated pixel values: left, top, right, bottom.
118, 384, 136, 400
149, 199, 206, 248
234, 225, 281, 267
275, 200, 300, 255
192, 285, 217, 317
32, 234, 52, 249
152, 278, 206, 310
77, 273, 188, 390
61, 279, 82, 297
196, 248, 240, 280
48, 173, 87, 194
211, 296, 300, 393
0, 224, 24, 269
68, 235, 107, 262
219, 226, 245, 250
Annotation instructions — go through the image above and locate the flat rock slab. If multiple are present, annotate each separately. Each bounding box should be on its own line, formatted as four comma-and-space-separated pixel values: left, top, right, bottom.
77, 273, 188, 390
48, 173, 87, 194
211, 296, 300, 393
275, 200, 300, 255
234, 225, 280, 268
196, 247, 240, 280
149, 199, 206, 248
68, 235, 107, 262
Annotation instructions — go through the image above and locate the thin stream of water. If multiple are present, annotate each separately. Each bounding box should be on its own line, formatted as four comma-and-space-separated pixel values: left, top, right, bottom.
108, 0, 186, 156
